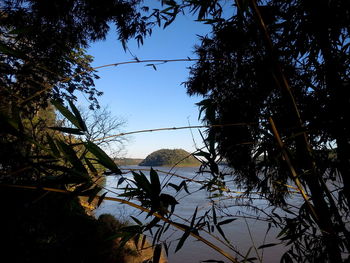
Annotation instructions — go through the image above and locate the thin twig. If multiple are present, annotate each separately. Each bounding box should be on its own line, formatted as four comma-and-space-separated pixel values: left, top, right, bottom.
92, 123, 255, 142
243, 216, 262, 263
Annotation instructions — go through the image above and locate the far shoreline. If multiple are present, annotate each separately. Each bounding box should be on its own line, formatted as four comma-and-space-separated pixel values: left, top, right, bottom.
138, 164, 201, 168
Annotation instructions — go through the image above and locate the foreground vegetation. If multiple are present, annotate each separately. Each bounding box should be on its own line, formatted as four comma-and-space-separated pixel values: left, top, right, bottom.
1, 0, 350, 262
0, 187, 140, 262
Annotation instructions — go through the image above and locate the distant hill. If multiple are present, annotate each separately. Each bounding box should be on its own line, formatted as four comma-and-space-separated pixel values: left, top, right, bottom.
115, 158, 144, 166
139, 149, 200, 167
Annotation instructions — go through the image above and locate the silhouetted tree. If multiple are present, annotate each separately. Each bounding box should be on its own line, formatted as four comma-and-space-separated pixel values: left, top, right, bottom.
178, 0, 350, 261
0, 0, 153, 110
0, 0, 154, 182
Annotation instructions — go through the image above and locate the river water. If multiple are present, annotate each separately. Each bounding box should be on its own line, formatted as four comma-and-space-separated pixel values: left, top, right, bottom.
95, 166, 296, 262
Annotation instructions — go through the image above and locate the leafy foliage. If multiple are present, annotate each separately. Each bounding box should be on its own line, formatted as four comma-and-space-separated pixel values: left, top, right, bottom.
0, 0, 157, 110
178, 0, 350, 261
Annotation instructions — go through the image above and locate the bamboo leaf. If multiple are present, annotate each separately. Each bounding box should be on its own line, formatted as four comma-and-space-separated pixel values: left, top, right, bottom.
46, 134, 60, 157
217, 218, 237, 226
85, 141, 121, 174
212, 205, 217, 225
191, 207, 198, 228
258, 243, 279, 249
84, 157, 98, 176
179, 180, 190, 194
132, 171, 152, 195
145, 217, 161, 231
119, 190, 141, 197
159, 193, 179, 207
130, 216, 143, 226
167, 183, 180, 192
117, 177, 126, 186
163, 242, 169, 256
56, 140, 88, 176
145, 63, 157, 71
153, 244, 162, 263
163, 222, 171, 233
175, 231, 190, 252
97, 192, 107, 207
49, 127, 85, 135
141, 235, 147, 250
52, 100, 81, 129
216, 224, 229, 243
134, 233, 140, 248
150, 168, 161, 195
87, 186, 102, 203
68, 100, 87, 132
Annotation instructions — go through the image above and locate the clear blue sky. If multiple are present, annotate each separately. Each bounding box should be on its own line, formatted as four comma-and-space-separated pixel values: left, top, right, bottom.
83, 11, 212, 158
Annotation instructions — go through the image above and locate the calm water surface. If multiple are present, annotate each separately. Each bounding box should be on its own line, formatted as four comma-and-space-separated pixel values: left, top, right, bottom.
95, 166, 295, 262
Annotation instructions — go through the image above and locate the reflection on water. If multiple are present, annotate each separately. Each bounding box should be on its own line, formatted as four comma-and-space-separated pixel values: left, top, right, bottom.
95, 165, 293, 263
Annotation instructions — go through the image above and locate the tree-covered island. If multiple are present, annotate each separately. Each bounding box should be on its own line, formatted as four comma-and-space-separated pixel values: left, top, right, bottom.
139, 149, 200, 167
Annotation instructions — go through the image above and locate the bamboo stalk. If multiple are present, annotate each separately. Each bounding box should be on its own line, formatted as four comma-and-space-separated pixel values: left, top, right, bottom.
250, 1, 347, 258
268, 117, 318, 222
20, 58, 222, 105
243, 216, 262, 263
92, 123, 255, 142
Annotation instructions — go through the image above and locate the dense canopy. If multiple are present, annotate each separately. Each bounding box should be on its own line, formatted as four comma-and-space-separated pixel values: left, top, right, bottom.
182, 0, 350, 261
0, 0, 153, 110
